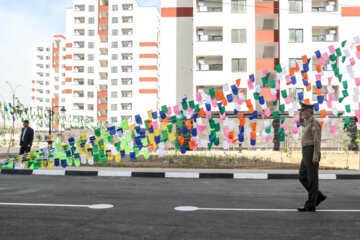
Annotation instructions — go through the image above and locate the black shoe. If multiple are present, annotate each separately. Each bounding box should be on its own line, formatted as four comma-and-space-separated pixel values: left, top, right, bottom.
316, 195, 327, 207
297, 207, 316, 212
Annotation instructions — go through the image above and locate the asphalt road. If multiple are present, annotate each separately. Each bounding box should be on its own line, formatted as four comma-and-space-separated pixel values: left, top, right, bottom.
0, 175, 360, 240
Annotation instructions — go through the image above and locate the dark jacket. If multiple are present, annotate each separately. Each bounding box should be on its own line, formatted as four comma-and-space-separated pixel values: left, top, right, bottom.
20, 127, 34, 148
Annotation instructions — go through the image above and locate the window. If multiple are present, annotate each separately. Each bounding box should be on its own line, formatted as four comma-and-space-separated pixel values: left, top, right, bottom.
111, 117, 118, 123
89, 5, 95, 12
111, 79, 118, 86
61, 98, 65, 103
88, 79, 94, 85
87, 92, 94, 98
46, 98, 50, 103
289, 0, 303, 13
231, 0, 246, 13
88, 104, 94, 110
88, 54, 94, 61
112, 5, 118, 11
88, 17, 95, 24
111, 54, 118, 60
111, 42, 118, 48
46, 48, 50, 51
88, 30, 94, 36
111, 91, 118, 98
232, 58, 247, 72
232, 29, 247, 43
289, 29, 303, 43
112, 29, 118, 36
290, 88, 304, 101
88, 67, 94, 73
112, 17, 118, 23
88, 42, 94, 48
111, 104, 118, 111
111, 66, 118, 73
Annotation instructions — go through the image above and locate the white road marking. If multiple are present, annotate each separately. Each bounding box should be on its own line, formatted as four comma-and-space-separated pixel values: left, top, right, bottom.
98, 171, 131, 177
174, 206, 360, 212
0, 202, 113, 209
33, 170, 65, 176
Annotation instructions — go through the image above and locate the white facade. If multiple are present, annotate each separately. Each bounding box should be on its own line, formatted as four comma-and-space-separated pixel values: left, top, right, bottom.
31, 0, 160, 129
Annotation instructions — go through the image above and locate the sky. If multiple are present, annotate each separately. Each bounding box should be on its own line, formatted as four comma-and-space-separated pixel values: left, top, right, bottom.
0, 0, 161, 104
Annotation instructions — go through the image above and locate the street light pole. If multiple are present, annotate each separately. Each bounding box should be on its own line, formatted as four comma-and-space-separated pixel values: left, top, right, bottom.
0, 95, 5, 131
6, 81, 20, 156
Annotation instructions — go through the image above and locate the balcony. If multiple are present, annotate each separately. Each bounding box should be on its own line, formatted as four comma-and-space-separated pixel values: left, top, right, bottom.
122, 66, 133, 72
74, 5, 85, 11
122, 29, 133, 35
121, 91, 132, 98
196, 27, 223, 42
74, 67, 84, 73
74, 17, 85, 24
73, 79, 84, 85
99, 30, 108, 36
98, 91, 108, 97
122, 54, 133, 60
312, 0, 337, 12
256, 15, 278, 31
256, 59, 279, 71
74, 42, 85, 48
255, 1, 279, 14
74, 54, 84, 60
74, 30, 85, 36
197, 0, 222, 12
122, 16, 133, 23
99, 18, 108, 24
122, 4, 133, 11
312, 26, 338, 42
122, 41, 133, 48
73, 103, 84, 110
98, 104, 107, 110
196, 56, 223, 71
121, 103, 132, 110
121, 78, 132, 85
256, 30, 279, 42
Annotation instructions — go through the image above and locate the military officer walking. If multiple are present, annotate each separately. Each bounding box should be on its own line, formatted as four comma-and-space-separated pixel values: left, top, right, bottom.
297, 102, 327, 212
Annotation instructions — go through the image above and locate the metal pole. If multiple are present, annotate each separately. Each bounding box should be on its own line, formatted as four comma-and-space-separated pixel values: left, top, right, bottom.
48, 108, 53, 148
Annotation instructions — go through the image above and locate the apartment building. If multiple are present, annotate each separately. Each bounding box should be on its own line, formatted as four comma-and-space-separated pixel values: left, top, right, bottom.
160, 0, 360, 115
31, 0, 160, 129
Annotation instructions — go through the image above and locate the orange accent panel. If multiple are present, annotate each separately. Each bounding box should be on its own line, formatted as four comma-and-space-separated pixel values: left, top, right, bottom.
65, 89, 72, 94
98, 104, 107, 110
98, 116, 107, 121
53, 56, 59, 60
139, 42, 158, 47
66, 43, 72, 48
139, 54, 158, 59
161, 7, 193, 17
255, 2, 279, 14
52, 98, 59, 103
53, 64, 59, 68
65, 77, 72, 83
259, 88, 272, 101
256, 30, 279, 42
65, 66, 72, 71
98, 91, 108, 97
53, 47, 59, 52
99, 18, 108, 24
32, 80, 35, 84
99, 6, 108, 11
32, 88, 35, 92
256, 59, 279, 71
99, 30, 108, 36
139, 89, 158, 94
53, 35, 66, 40
65, 54, 72, 59
139, 65, 158, 70
341, 7, 360, 16
32, 96, 35, 100
139, 77, 158, 82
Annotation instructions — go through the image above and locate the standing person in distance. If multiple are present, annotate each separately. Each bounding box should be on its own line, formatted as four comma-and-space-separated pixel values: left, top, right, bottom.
19, 120, 34, 155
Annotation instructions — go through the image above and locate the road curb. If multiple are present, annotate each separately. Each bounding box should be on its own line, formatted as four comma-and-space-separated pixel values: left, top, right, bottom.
1, 169, 360, 179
